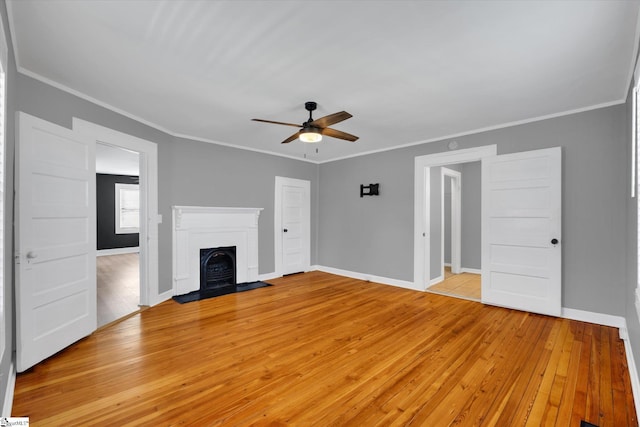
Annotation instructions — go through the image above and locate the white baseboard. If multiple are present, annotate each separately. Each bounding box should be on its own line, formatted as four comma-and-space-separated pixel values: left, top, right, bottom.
151, 289, 173, 306
561, 307, 626, 329
562, 308, 639, 422
314, 265, 418, 290
97, 247, 140, 256
429, 275, 444, 286
622, 327, 640, 424
2, 361, 14, 416
461, 267, 482, 274
258, 272, 281, 281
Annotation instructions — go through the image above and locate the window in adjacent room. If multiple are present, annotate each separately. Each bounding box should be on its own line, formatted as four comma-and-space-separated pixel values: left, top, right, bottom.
115, 183, 140, 234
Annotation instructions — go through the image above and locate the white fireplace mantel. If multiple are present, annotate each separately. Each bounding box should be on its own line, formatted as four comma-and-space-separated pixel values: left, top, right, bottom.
172, 206, 263, 295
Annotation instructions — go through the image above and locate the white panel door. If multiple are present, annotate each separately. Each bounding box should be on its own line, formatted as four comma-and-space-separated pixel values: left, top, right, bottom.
277, 177, 310, 275
16, 113, 96, 372
481, 147, 561, 316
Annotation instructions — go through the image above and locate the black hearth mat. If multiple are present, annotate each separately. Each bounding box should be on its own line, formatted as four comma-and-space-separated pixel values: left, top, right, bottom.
172, 281, 272, 304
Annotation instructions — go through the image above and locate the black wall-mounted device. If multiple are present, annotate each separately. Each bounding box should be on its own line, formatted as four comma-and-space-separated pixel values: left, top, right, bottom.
360, 183, 380, 197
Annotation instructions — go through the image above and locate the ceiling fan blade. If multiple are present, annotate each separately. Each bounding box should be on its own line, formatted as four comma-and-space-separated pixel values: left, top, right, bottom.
282, 131, 301, 144
310, 111, 352, 128
322, 127, 359, 142
252, 118, 301, 128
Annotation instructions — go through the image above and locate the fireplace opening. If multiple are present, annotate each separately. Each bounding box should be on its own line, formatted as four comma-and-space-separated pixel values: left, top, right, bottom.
200, 246, 236, 292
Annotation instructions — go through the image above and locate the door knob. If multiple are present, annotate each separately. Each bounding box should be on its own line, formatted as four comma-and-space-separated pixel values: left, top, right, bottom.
26, 251, 38, 259
551, 238, 559, 245
283, 229, 288, 233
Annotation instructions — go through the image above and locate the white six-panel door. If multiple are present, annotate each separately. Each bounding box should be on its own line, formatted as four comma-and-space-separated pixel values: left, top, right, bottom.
16, 113, 97, 372
275, 177, 310, 276
481, 147, 561, 316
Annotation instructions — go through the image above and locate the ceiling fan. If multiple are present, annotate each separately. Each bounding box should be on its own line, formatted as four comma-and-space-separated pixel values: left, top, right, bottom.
252, 102, 358, 144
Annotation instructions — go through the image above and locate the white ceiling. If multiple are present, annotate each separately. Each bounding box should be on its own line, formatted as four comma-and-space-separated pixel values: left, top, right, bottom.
7, 0, 640, 163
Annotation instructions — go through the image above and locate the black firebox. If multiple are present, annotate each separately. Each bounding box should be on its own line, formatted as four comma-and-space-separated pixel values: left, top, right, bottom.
200, 246, 236, 292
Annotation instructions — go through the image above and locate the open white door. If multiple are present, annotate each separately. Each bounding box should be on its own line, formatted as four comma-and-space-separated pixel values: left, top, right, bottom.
275, 177, 310, 276
16, 113, 97, 372
481, 147, 561, 316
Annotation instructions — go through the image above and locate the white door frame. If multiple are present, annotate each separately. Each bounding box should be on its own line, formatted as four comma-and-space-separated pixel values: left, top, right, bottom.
414, 145, 497, 291
441, 167, 461, 276
274, 176, 311, 277
73, 119, 162, 306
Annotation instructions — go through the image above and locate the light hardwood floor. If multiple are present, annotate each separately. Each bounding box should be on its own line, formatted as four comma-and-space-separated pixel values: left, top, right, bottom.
13, 271, 636, 426
428, 266, 481, 300
97, 253, 141, 328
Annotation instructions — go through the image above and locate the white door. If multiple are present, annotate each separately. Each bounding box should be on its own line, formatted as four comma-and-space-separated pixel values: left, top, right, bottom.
275, 177, 310, 275
481, 147, 561, 316
16, 113, 97, 372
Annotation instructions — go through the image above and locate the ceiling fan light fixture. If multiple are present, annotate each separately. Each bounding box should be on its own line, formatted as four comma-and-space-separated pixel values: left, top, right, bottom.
299, 129, 322, 143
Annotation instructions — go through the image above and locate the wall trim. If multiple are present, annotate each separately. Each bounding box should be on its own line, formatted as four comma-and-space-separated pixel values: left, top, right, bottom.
561, 307, 626, 329
320, 100, 625, 164
258, 272, 281, 282
429, 275, 445, 286
461, 267, 482, 274
97, 247, 139, 257
622, 328, 640, 424
314, 265, 417, 290
3, 47, 624, 166
2, 361, 14, 416
152, 290, 173, 306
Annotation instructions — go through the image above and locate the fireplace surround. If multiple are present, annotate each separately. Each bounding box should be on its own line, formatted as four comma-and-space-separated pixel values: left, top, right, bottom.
172, 206, 262, 296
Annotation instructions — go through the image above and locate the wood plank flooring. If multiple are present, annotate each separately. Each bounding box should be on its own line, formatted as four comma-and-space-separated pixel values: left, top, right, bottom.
428, 267, 481, 300
13, 271, 637, 426
97, 253, 140, 328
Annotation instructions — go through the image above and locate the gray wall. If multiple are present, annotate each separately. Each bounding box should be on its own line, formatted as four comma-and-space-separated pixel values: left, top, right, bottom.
319, 104, 629, 315
461, 161, 481, 269
15, 75, 319, 295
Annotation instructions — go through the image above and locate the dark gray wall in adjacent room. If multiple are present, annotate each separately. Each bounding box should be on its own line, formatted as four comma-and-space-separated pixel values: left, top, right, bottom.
318, 104, 629, 316
16, 73, 319, 295
96, 174, 140, 250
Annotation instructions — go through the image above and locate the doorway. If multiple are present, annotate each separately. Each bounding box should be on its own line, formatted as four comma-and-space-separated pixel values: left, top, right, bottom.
74, 117, 160, 308
96, 143, 141, 327
427, 163, 482, 301
413, 145, 497, 293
